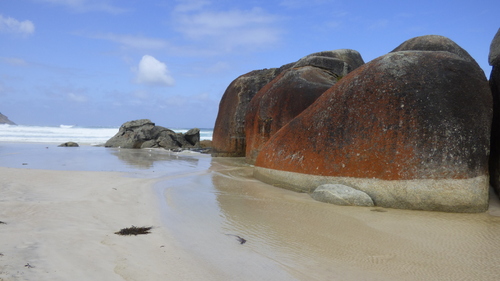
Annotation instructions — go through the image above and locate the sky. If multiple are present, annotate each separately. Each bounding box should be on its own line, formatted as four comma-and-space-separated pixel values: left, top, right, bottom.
0, 0, 498, 128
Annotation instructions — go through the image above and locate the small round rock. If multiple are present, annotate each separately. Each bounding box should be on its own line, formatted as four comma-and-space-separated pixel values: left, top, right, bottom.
311, 184, 374, 207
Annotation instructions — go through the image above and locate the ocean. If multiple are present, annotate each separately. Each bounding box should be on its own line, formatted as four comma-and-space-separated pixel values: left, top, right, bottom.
0, 124, 213, 145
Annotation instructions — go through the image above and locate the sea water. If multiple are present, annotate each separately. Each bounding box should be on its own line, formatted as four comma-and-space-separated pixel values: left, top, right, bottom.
0, 124, 213, 145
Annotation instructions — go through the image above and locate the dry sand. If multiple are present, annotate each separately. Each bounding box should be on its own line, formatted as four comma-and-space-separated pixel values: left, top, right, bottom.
1, 144, 500, 280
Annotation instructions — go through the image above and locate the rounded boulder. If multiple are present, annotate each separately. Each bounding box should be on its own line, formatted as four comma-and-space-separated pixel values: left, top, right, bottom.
211, 68, 288, 157
311, 184, 374, 207
254, 50, 492, 212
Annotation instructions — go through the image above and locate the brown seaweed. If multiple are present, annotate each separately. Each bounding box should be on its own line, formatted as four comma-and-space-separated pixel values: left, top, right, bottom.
115, 226, 152, 236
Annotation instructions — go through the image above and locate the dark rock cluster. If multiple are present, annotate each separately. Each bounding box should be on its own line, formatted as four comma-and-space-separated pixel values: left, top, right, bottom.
104, 119, 201, 150
58, 142, 79, 147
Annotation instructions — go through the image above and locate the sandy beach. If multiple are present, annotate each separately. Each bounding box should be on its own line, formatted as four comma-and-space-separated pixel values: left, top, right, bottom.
1, 143, 500, 280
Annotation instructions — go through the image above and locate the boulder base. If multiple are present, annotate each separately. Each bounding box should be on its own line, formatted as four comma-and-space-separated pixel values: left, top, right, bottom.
255, 167, 488, 212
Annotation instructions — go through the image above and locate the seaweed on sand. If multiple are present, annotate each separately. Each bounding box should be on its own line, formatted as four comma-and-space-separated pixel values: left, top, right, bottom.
225, 234, 247, 244
115, 226, 152, 236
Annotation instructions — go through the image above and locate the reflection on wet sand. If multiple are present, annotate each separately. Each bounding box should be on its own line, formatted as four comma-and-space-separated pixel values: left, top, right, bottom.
108, 148, 200, 169
0, 143, 203, 175
159, 156, 500, 280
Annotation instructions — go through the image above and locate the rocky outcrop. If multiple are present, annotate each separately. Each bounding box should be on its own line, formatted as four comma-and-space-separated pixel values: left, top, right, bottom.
245, 49, 364, 163
254, 43, 492, 212
185, 128, 200, 146
0, 112, 16, 125
212, 66, 292, 157
489, 28, 500, 196
310, 184, 374, 207
104, 119, 201, 150
58, 142, 79, 147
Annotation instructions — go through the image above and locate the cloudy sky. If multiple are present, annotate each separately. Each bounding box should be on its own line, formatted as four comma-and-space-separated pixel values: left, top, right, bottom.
0, 0, 498, 128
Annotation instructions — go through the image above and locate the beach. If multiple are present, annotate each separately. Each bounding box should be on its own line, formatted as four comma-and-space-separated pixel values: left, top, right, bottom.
1, 143, 500, 280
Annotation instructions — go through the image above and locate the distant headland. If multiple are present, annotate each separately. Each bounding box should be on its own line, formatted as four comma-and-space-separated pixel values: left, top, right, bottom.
0, 112, 16, 125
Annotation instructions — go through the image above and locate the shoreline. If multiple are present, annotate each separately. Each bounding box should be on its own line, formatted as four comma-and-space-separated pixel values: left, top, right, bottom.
2, 143, 500, 280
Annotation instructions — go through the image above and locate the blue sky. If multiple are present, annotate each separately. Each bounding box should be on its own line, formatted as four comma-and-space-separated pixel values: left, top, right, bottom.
0, 0, 498, 128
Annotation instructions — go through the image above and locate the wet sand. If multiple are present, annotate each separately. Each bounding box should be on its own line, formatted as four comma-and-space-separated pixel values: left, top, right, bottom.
160, 157, 500, 280
1, 143, 500, 280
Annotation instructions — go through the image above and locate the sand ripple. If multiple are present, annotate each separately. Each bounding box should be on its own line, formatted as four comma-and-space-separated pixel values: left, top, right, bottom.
156, 157, 500, 280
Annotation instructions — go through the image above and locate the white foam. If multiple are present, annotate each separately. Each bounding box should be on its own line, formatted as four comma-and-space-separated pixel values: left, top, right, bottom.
0, 124, 119, 145
0, 124, 213, 144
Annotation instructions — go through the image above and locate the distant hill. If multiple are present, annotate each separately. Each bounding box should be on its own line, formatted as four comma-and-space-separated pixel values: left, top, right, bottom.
0, 112, 16, 125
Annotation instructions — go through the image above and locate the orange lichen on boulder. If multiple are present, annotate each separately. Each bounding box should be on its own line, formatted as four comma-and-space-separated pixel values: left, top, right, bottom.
255, 51, 492, 181
245, 50, 365, 164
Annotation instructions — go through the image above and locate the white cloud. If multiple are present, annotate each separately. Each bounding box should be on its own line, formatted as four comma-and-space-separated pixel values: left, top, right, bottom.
174, 0, 210, 12
280, 0, 330, 9
162, 95, 188, 107
84, 3, 282, 58
205, 61, 230, 73
90, 33, 168, 49
36, 0, 126, 13
0, 15, 35, 36
68, 92, 88, 102
368, 19, 389, 30
135, 55, 175, 87
0, 57, 29, 66
0, 81, 6, 96
132, 90, 150, 99
173, 6, 282, 52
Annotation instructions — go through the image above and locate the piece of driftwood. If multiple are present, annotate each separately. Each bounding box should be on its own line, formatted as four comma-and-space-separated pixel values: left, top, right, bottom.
115, 226, 152, 236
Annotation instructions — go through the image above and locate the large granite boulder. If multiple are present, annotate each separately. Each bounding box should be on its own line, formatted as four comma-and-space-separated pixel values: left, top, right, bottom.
105, 119, 201, 150
212, 66, 292, 157
245, 49, 364, 164
254, 48, 492, 212
0, 112, 16, 125
489, 28, 500, 196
